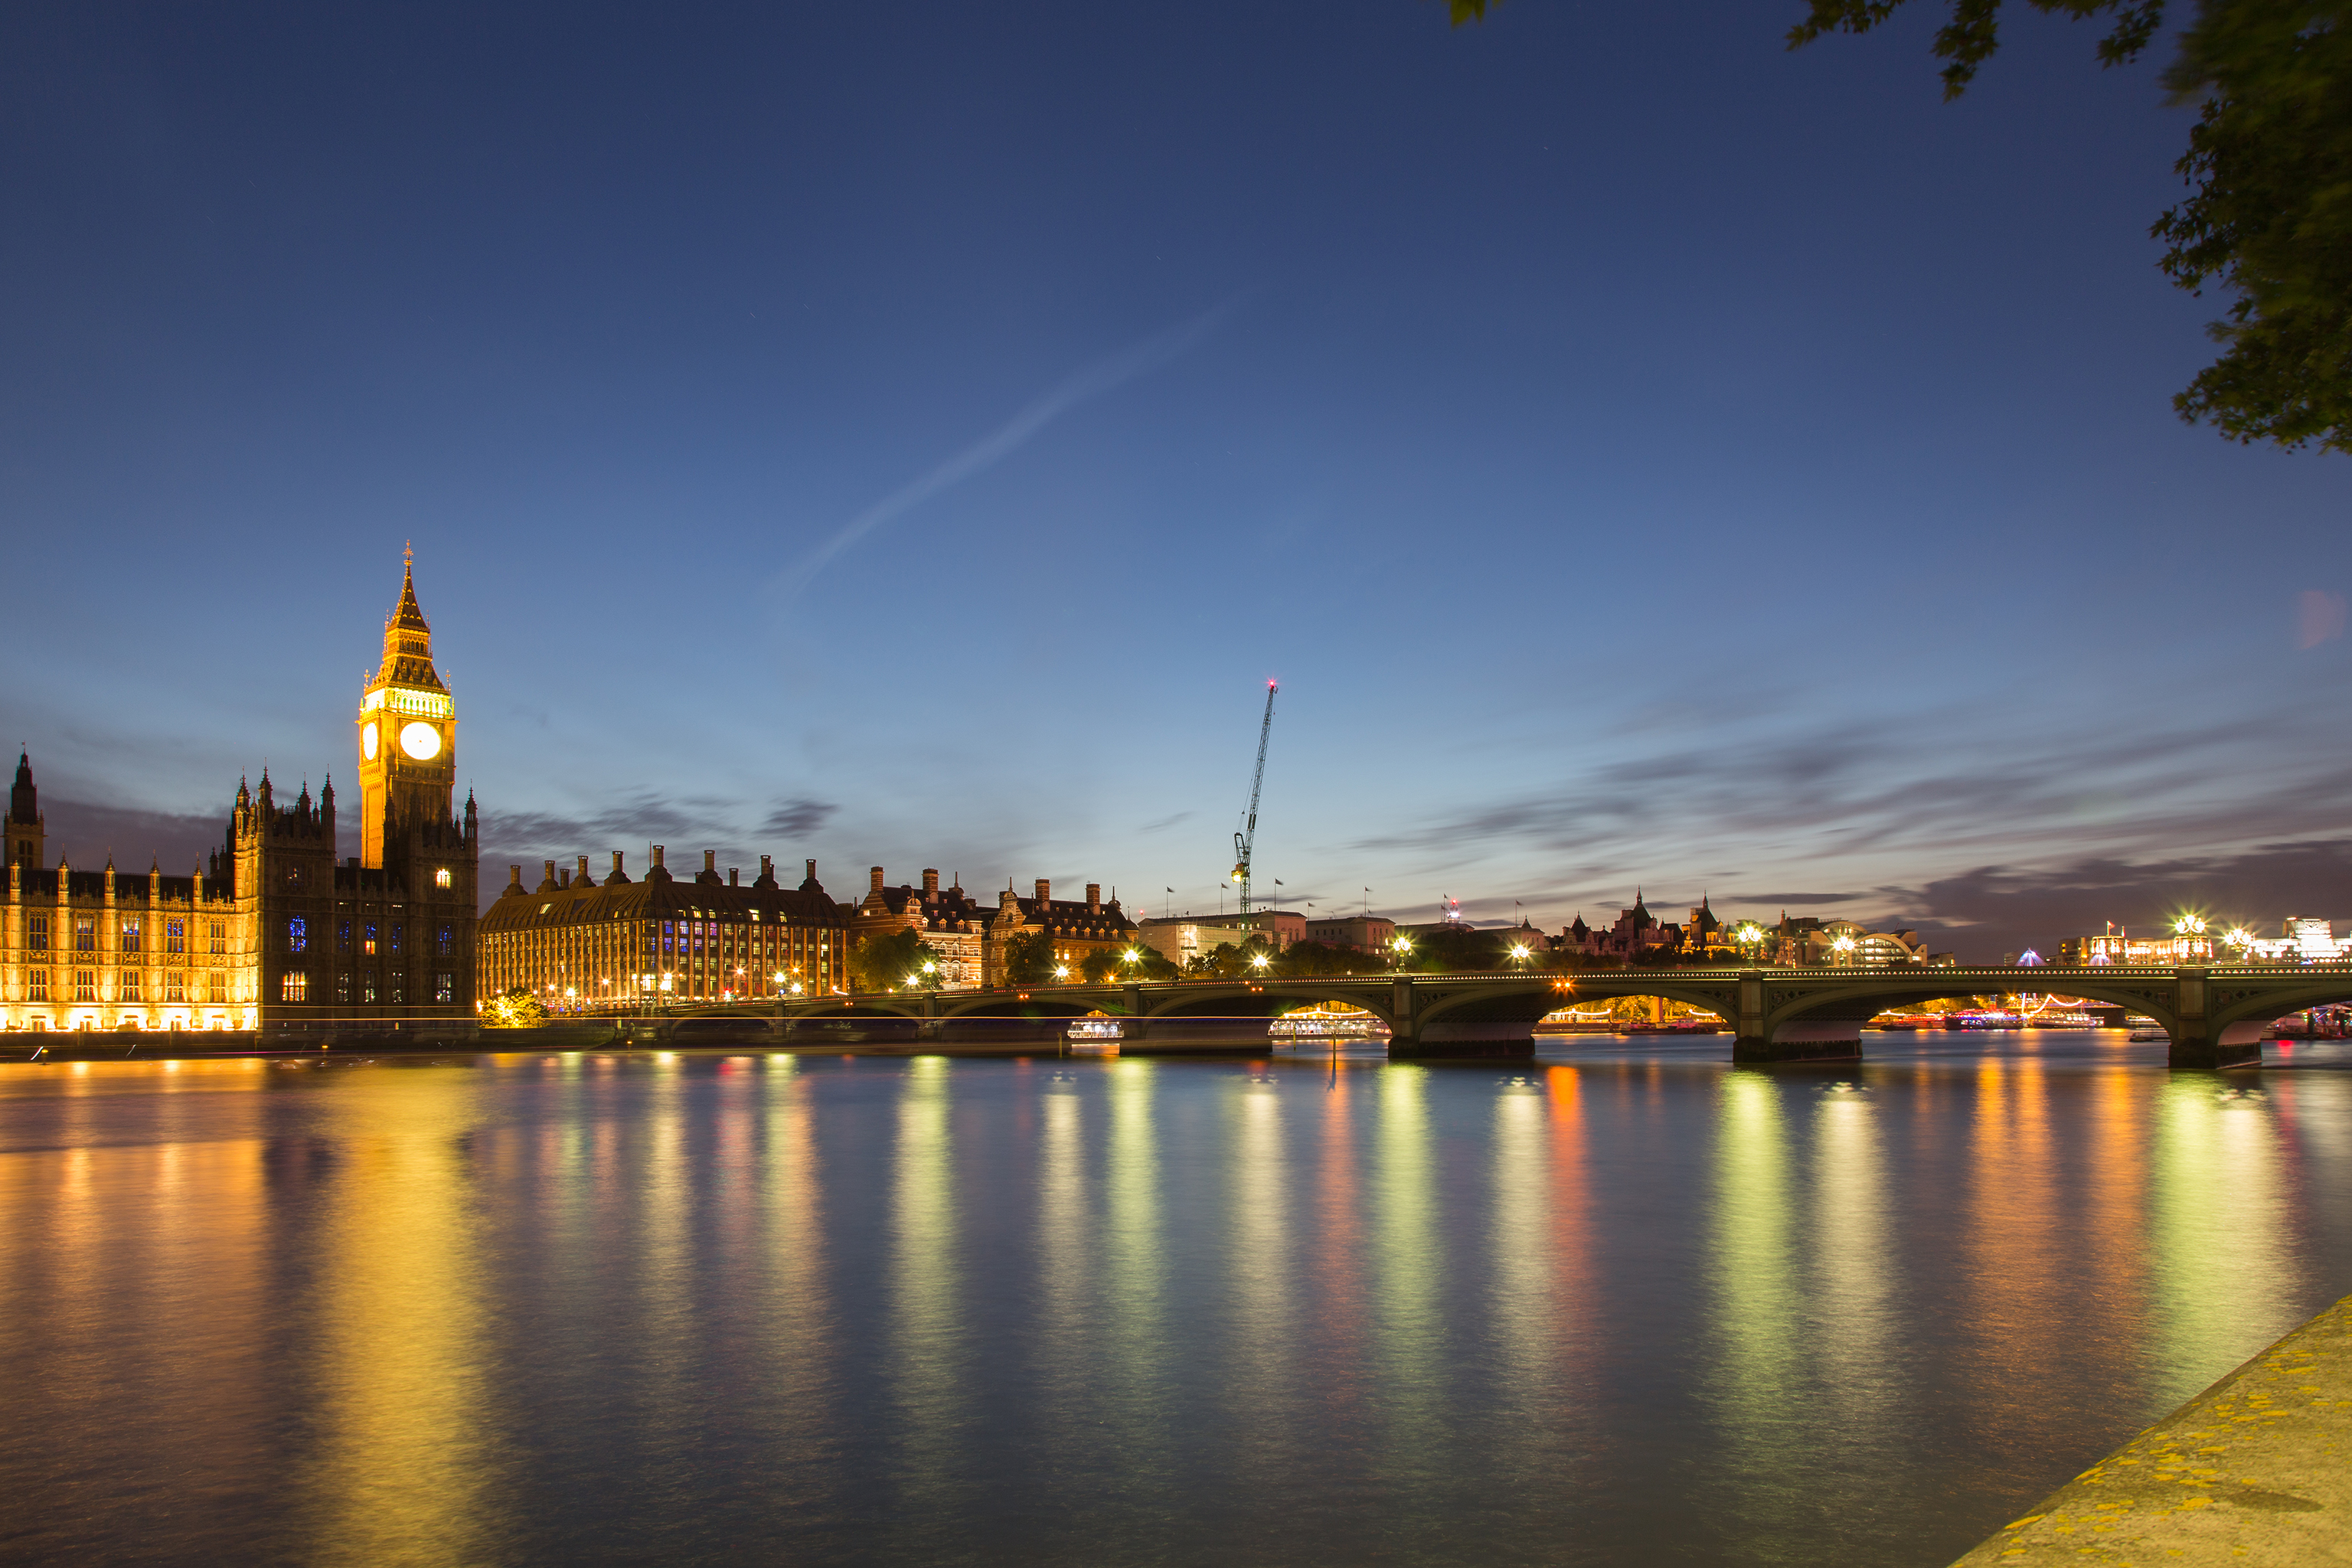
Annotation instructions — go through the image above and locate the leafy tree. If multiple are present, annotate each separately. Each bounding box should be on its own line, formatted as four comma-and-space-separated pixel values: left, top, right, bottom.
485, 986, 548, 1027
1272, 939, 1384, 978
849, 927, 944, 992
1450, 0, 2352, 452
998, 929, 1058, 986
1079, 942, 1181, 982
1394, 925, 1506, 973
1187, 936, 1279, 978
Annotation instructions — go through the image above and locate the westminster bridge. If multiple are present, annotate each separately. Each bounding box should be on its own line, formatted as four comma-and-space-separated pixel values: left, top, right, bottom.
665, 963, 2352, 1070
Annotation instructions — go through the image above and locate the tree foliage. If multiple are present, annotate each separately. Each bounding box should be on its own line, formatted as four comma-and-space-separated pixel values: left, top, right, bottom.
485, 986, 548, 1027
998, 929, 1058, 986
1450, 0, 2352, 452
1781, 0, 2351, 452
1269, 939, 1389, 978
848, 927, 945, 992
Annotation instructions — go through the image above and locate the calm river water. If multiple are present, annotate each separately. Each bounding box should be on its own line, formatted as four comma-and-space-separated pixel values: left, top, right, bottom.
2, 1032, 2349, 1566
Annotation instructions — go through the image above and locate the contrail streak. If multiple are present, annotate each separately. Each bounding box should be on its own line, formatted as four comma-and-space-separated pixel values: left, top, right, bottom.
774, 301, 1236, 603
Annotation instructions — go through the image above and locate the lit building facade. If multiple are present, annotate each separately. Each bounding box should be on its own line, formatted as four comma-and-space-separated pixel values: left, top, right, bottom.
478, 851, 850, 1006
851, 867, 990, 988
985, 880, 1138, 984
0, 559, 481, 1032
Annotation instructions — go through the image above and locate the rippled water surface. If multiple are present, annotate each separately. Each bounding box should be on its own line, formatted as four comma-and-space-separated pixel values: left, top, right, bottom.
3, 1033, 2350, 1566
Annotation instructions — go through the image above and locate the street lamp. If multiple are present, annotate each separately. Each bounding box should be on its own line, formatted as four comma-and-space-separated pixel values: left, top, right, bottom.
1831, 933, 1857, 965
1054, 964, 1070, 982
1250, 951, 1271, 972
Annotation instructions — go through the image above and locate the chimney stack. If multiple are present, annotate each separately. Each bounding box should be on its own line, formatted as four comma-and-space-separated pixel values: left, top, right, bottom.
729, 867, 739, 887
761, 854, 774, 879
612, 851, 626, 879
805, 858, 816, 881
1035, 879, 1050, 904
923, 868, 939, 900
651, 844, 666, 868
704, 850, 717, 875
1086, 883, 1100, 912
577, 855, 593, 887
871, 866, 885, 892
508, 864, 523, 890
560, 867, 571, 889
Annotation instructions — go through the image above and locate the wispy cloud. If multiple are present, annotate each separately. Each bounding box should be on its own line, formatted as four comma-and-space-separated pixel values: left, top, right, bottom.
1136, 811, 1193, 834
773, 302, 1239, 603
760, 797, 837, 836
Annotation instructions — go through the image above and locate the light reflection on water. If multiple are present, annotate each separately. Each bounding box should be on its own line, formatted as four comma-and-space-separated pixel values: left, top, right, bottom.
0, 1035, 2348, 1566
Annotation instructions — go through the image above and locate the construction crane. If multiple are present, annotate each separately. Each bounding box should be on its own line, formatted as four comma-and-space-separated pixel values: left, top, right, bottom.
1231, 680, 1277, 913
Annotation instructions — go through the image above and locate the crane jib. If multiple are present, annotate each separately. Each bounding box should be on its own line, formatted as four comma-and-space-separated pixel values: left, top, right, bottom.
1232, 681, 1277, 915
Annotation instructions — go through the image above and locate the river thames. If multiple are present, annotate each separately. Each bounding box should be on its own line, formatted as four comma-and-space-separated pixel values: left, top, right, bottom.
2, 1033, 2347, 1565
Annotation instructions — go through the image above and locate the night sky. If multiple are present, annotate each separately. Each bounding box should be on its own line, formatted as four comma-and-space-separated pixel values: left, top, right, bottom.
3, 2, 2344, 958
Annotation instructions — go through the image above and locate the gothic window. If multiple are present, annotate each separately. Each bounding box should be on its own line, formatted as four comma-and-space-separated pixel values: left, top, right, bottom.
364, 921, 377, 957
435, 972, 453, 1003
209, 920, 226, 955
166, 919, 185, 954
208, 971, 225, 1004
336, 972, 351, 1004
286, 864, 302, 889
28, 970, 46, 1002
121, 971, 142, 1003
28, 915, 46, 952
390, 923, 403, 954
288, 917, 307, 955
364, 975, 377, 1004
74, 917, 93, 952
166, 972, 185, 1003
74, 971, 94, 1002
436, 923, 453, 958
282, 973, 307, 1003
390, 974, 405, 1004
435, 868, 451, 889
121, 919, 141, 953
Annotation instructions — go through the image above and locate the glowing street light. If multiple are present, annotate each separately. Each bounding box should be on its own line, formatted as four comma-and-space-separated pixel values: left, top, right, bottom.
1054, 965, 1070, 981
1250, 951, 1271, 971
2175, 913, 2209, 935
1831, 933, 1857, 964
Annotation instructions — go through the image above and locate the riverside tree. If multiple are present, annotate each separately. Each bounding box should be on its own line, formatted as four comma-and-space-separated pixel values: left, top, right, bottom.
848, 927, 945, 992
1449, 0, 2352, 453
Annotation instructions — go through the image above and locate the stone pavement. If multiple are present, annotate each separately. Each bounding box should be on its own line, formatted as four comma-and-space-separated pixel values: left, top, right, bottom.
1954, 1289, 2352, 1565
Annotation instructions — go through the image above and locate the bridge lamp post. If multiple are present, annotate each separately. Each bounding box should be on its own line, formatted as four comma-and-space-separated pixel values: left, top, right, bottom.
1831, 933, 1857, 966
1054, 964, 1070, 982
1250, 950, 1271, 972
2226, 928, 2256, 959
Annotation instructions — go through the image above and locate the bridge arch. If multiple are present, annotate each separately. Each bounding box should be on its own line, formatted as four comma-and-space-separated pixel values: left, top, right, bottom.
1759, 972, 2183, 1045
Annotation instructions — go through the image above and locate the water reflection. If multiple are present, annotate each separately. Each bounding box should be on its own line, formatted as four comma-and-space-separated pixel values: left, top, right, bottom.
1, 1043, 2350, 1567
1708, 1070, 1799, 1514
1375, 1066, 1439, 1475
889, 1057, 962, 1503
301, 1073, 500, 1564
2151, 1077, 2301, 1404
1812, 1085, 1893, 1442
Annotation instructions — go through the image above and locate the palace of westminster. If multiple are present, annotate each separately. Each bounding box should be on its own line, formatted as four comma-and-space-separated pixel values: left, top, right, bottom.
1, 558, 1135, 1032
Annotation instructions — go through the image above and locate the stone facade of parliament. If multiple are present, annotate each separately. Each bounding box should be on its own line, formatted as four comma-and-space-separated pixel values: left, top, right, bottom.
0, 561, 479, 1032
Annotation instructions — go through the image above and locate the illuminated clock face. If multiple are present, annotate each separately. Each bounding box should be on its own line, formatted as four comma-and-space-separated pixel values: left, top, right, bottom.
361, 724, 378, 760
399, 721, 443, 760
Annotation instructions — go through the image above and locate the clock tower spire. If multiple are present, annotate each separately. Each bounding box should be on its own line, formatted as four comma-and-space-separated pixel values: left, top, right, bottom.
358, 547, 456, 868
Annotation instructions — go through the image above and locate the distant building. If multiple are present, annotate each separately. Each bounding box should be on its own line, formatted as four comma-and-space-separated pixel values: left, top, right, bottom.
2, 562, 482, 1034
1558, 892, 1684, 960
1136, 917, 1256, 970
2061, 926, 2216, 965
1304, 913, 1396, 953
986, 880, 1138, 984
853, 867, 991, 988
479, 850, 849, 1005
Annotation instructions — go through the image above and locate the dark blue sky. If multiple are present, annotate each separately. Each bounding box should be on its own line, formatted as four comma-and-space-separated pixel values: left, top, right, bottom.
4, 1, 2344, 956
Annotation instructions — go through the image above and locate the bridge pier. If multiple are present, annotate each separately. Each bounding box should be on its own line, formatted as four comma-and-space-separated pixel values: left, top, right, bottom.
2165, 967, 2262, 1070
1387, 1024, 1535, 1061
1732, 1022, 1863, 1065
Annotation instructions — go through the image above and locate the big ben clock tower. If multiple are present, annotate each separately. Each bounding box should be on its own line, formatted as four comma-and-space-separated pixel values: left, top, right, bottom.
358, 549, 457, 868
